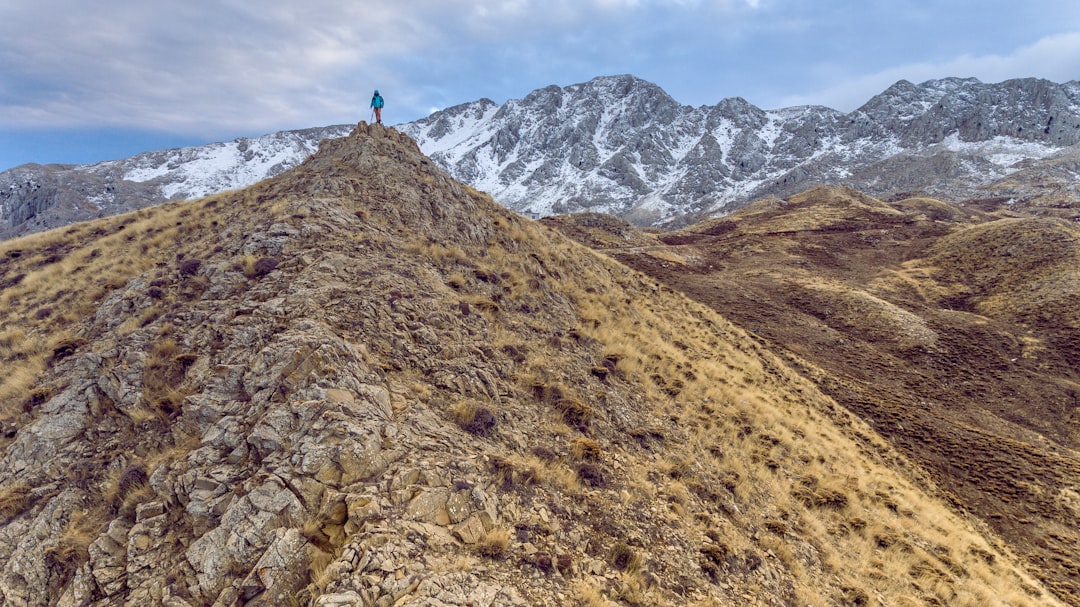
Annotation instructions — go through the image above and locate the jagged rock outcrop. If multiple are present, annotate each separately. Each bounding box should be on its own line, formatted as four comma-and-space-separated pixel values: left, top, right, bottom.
0, 124, 1068, 606
0, 164, 165, 239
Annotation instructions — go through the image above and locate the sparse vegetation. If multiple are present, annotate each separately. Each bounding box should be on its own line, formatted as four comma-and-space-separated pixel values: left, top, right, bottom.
450, 399, 498, 436
45, 506, 107, 587
608, 542, 641, 572
106, 463, 154, 521
241, 255, 279, 278
0, 483, 35, 523
142, 337, 197, 418
475, 527, 510, 559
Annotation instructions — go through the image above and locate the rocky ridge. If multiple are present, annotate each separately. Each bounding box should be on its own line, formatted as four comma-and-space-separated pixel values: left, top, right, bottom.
0, 125, 1065, 606
3, 76, 1080, 240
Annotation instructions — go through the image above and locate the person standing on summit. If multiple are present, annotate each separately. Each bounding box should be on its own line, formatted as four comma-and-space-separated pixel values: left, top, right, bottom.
371, 90, 384, 124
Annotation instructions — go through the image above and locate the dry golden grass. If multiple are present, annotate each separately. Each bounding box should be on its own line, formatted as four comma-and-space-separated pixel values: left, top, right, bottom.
572, 579, 617, 607
0, 135, 1067, 605
304, 546, 338, 597
569, 437, 602, 461
0, 191, 243, 431
528, 232, 1063, 605
103, 463, 155, 521
644, 247, 687, 265
403, 238, 470, 265
474, 526, 510, 559
45, 506, 108, 579
0, 483, 35, 523
449, 399, 498, 436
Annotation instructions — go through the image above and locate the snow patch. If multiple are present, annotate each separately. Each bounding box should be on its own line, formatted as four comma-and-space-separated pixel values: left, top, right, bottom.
938, 133, 1058, 170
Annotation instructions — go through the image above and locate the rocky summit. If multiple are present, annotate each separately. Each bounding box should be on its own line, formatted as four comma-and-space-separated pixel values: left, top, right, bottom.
0, 124, 1070, 606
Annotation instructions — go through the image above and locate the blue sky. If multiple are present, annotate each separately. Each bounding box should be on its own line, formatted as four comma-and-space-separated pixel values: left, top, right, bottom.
1, 0, 1078, 171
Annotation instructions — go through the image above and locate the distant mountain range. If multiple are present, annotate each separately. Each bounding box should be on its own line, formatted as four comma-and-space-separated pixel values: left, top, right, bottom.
3, 75, 1079, 239
401, 75, 1080, 224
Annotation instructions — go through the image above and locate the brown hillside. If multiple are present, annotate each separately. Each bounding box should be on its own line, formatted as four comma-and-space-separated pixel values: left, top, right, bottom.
0, 130, 1065, 606
551, 185, 1080, 604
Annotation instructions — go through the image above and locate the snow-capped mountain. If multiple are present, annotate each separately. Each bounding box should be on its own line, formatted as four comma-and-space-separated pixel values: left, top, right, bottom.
0, 125, 351, 239
400, 75, 1080, 224
3, 75, 1080, 239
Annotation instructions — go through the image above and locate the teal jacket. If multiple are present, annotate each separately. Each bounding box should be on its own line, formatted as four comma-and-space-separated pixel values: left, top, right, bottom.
371, 92, 384, 109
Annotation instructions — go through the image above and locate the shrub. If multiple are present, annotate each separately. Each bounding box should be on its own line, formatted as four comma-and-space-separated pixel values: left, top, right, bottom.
608, 543, 641, 572
531, 446, 558, 462
22, 387, 52, 413
576, 462, 606, 488
570, 437, 602, 461
451, 400, 498, 436
475, 527, 510, 559
116, 465, 149, 501
142, 343, 198, 418
531, 382, 593, 431
555, 397, 593, 431
250, 257, 279, 278
525, 551, 554, 573
178, 258, 201, 276
49, 336, 87, 366
111, 464, 153, 520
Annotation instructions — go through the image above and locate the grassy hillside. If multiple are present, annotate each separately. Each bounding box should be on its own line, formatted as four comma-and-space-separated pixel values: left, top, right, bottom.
0, 128, 1065, 606
553, 185, 1080, 604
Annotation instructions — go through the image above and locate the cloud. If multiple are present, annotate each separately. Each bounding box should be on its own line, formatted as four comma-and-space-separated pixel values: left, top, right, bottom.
0, 1, 455, 133
0, 0, 768, 136
778, 31, 1080, 111
1, 0, 1075, 143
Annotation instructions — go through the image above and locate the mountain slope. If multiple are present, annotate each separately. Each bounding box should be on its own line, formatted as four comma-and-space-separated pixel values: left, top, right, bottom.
0, 125, 351, 240
546, 186, 1080, 603
0, 125, 1064, 606
4, 76, 1080, 242
402, 75, 1080, 223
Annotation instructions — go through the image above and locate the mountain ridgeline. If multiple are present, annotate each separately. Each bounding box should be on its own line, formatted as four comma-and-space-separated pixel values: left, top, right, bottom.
0, 124, 1070, 606
3, 76, 1080, 240
403, 75, 1080, 223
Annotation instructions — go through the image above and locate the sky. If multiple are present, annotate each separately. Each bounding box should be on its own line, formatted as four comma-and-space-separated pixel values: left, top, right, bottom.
1, 0, 1079, 171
